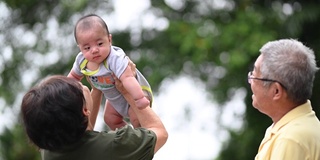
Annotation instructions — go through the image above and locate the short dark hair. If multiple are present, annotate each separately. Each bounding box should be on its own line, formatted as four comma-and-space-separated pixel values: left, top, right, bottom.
74, 13, 110, 43
20, 75, 88, 151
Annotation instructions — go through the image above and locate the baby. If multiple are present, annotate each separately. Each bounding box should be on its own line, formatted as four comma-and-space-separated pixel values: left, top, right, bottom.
68, 14, 152, 130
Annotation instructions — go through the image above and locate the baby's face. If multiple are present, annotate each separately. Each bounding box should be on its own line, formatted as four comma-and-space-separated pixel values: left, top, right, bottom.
76, 25, 112, 64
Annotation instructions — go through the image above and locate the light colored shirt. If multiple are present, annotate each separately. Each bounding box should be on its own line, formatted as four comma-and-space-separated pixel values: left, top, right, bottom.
255, 100, 320, 160
71, 46, 153, 117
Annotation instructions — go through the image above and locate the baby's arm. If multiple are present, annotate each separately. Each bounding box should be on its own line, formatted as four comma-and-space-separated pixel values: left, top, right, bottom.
86, 76, 103, 129
119, 66, 149, 109
67, 69, 83, 81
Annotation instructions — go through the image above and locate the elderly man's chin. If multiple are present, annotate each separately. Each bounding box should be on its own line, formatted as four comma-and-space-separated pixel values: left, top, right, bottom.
251, 94, 258, 109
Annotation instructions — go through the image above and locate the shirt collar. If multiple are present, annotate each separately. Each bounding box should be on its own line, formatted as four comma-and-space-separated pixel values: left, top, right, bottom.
270, 100, 312, 133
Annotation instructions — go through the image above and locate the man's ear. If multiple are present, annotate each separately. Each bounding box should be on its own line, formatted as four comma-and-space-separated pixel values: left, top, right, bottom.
83, 106, 90, 116
273, 83, 284, 100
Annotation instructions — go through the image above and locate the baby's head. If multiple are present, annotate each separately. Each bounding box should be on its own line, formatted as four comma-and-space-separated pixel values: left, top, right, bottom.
74, 14, 113, 63
74, 14, 110, 44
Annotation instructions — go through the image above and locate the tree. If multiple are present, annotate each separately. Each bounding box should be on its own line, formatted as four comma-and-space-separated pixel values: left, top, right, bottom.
133, 0, 320, 159
0, 0, 320, 159
0, 1, 115, 159
0, 125, 40, 160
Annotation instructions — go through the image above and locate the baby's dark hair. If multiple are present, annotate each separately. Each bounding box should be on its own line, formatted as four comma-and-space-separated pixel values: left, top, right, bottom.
74, 13, 110, 43
20, 75, 87, 151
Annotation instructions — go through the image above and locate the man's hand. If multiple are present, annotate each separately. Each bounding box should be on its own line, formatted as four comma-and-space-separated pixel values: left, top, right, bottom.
113, 73, 127, 94
114, 57, 137, 94
127, 56, 137, 77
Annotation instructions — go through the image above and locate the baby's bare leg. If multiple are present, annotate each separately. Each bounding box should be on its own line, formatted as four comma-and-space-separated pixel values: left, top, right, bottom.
104, 101, 127, 130
128, 107, 141, 128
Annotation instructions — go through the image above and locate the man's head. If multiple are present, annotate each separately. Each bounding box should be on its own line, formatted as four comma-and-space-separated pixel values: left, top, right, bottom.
259, 39, 318, 104
249, 39, 318, 117
20, 75, 89, 151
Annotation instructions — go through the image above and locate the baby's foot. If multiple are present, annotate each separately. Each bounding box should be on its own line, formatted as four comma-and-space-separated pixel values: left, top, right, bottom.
135, 97, 150, 109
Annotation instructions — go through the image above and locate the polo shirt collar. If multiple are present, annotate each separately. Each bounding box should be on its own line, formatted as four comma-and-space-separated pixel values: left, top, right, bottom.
271, 100, 312, 133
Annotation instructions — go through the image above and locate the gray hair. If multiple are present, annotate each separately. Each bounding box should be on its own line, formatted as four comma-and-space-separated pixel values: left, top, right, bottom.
259, 39, 318, 104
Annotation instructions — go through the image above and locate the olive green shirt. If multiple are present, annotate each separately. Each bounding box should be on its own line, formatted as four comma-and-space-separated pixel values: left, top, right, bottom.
41, 125, 157, 160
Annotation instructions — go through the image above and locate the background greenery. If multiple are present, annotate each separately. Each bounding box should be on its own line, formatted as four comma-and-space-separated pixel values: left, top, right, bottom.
0, 0, 319, 159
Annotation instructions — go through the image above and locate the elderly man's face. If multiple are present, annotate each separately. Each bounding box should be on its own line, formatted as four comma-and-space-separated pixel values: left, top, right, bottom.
250, 55, 273, 115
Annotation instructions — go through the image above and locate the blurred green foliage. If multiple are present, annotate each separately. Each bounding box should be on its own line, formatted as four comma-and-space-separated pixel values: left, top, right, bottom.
0, 0, 320, 160
0, 124, 40, 160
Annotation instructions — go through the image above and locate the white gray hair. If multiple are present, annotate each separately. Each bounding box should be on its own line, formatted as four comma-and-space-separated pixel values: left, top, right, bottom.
259, 39, 318, 104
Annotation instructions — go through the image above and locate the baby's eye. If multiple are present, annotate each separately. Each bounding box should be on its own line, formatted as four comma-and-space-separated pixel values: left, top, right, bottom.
98, 42, 103, 46
84, 46, 90, 50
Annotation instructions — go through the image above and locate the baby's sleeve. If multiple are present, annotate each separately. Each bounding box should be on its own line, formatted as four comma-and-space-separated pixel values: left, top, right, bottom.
71, 52, 85, 77
108, 47, 129, 78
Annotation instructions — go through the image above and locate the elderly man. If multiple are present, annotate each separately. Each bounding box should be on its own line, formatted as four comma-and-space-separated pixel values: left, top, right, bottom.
248, 39, 320, 159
